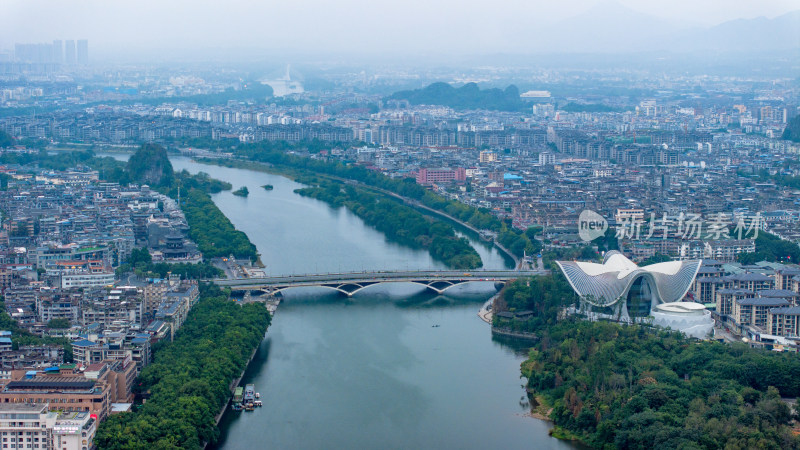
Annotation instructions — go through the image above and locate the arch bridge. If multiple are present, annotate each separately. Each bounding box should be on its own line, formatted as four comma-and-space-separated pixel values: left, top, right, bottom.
213, 269, 544, 298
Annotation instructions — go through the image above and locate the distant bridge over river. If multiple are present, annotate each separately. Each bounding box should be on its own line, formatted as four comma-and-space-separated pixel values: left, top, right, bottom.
213, 269, 545, 297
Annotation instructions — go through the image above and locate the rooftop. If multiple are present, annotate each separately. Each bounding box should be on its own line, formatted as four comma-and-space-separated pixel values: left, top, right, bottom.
769, 306, 800, 316
5, 378, 96, 391
756, 289, 799, 298
653, 301, 707, 316
737, 297, 790, 307
725, 272, 773, 282
0, 403, 48, 413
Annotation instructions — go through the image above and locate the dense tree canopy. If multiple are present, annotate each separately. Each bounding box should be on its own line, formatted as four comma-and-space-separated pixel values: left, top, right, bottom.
0, 129, 13, 148
497, 225, 541, 258
115, 247, 223, 280
0, 148, 98, 171
592, 227, 619, 253
493, 274, 577, 332
769, 174, 800, 190
181, 189, 258, 261
95, 284, 270, 449
500, 272, 800, 448
640, 252, 672, 266
738, 231, 800, 264
296, 181, 482, 269
126, 143, 174, 187
46, 318, 71, 329
782, 115, 800, 142
214, 142, 541, 260
389, 82, 526, 111
525, 320, 800, 449
168, 170, 232, 195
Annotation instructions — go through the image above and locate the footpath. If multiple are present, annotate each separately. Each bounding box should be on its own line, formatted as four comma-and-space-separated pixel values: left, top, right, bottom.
478, 294, 498, 324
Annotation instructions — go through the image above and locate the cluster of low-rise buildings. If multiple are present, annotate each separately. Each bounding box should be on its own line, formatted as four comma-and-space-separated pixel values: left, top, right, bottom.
0, 163, 209, 439
0, 65, 799, 426
687, 260, 800, 347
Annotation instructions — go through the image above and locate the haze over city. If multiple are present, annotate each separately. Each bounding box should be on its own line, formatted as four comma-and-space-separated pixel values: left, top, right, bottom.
1, 0, 799, 60
2, 0, 800, 449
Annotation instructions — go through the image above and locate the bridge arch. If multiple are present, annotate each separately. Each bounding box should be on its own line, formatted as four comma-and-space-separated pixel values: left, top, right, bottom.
411, 279, 470, 295
217, 270, 540, 298
329, 281, 379, 297
254, 282, 384, 298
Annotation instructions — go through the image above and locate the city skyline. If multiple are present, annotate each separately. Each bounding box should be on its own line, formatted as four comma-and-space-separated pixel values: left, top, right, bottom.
1, 0, 798, 60
1, 1, 800, 448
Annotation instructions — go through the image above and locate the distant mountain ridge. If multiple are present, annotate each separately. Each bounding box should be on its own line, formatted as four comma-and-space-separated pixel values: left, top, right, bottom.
678, 10, 800, 52
522, 1, 800, 54
389, 82, 525, 111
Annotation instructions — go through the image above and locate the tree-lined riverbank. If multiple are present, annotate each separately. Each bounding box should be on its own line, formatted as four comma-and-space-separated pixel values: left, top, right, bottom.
498, 275, 800, 448
95, 284, 270, 448
295, 180, 483, 269
196, 144, 541, 258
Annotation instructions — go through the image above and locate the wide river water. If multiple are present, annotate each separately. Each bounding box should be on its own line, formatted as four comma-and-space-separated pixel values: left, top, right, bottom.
103, 153, 573, 450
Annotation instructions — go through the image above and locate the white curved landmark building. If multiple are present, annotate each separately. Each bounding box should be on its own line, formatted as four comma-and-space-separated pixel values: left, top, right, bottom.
557, 251, 711, 336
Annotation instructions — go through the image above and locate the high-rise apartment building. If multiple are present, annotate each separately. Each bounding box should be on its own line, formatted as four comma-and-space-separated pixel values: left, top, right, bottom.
76, 40, 88, 65
52, 40, 63, 64
64, 40, 76, 64
14, 43, 53, 63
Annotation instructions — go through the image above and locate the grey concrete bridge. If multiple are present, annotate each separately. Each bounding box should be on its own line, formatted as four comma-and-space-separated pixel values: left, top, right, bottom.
213, 269, 545, 297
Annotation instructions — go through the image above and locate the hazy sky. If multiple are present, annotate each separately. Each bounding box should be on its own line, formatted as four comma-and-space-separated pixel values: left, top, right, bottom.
0, 0, 797, 59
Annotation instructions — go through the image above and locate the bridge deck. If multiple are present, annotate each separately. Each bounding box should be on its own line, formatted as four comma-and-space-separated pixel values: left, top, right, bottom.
214, 269, 545, 290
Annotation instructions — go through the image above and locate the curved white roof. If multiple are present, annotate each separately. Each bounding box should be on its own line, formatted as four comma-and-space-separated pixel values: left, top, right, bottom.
651, 302, 714, 338
557, 251, 702, 307
604, 252, 639, 271
653, 302, 706, 315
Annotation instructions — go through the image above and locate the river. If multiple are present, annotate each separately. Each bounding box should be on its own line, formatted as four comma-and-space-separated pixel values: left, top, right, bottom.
102, 153, 573, 450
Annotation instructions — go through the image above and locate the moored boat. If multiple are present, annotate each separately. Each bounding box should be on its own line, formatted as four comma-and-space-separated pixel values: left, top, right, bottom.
244, 384, 255, 403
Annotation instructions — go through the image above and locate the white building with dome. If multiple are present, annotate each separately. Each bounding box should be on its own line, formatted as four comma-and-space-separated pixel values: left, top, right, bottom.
557, 251, 712, 337
651, 302, 714, 339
